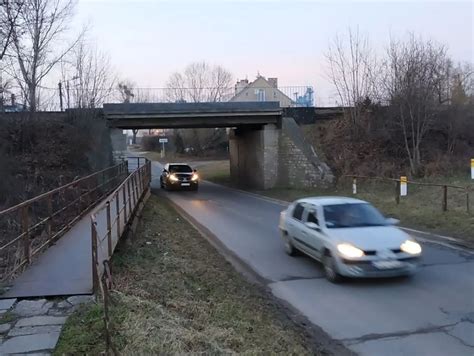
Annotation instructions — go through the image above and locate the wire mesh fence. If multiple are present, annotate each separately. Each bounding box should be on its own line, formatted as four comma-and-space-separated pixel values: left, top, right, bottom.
1, 86, 317, 112
342, 175, 472, 214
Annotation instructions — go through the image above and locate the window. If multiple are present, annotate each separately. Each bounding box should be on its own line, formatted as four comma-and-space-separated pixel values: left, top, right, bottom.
292, 203, 304, 220
323, 203, 387, 228
169, 164, 193, 173
306, 210, 319, 225
255, 89, 265, 101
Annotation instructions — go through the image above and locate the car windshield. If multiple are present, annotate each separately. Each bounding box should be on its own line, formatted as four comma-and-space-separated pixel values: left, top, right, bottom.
323, 203, 387, 228
169, 165, 193, 173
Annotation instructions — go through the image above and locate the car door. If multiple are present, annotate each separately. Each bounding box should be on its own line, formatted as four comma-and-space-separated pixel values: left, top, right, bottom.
286, 203, 306, 246
300, 205, 325, 259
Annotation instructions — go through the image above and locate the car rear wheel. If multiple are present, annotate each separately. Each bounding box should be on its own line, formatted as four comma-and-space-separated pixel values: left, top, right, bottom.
323, 253, 342, 283
160, 177, 164, 189
282, 231, 298, 256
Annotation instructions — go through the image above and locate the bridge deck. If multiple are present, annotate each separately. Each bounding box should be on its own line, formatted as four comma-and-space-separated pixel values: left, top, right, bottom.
2, 190, 126, 299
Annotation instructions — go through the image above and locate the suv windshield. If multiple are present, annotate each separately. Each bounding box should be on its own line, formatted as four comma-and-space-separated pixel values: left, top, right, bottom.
323, 203, 387, 228
169, 165, 193, 173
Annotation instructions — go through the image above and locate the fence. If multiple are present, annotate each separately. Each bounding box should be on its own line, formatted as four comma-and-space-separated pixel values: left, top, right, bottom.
345, 175, 472, 213
6, 86, 317, 111
0, 162, 129, 282
90, 157, 151, 355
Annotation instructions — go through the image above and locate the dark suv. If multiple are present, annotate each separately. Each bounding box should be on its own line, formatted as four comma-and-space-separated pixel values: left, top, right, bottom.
160, 163, 199, 191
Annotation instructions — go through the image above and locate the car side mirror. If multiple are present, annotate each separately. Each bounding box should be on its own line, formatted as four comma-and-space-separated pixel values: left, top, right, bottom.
386, 217, 400, 225
193, 169, 197, 173
163, 169, 168, 174
305, 222, 320, 231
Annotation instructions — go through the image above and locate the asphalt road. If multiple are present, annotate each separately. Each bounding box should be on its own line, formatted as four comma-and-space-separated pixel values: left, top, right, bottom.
150, 160, 474, 356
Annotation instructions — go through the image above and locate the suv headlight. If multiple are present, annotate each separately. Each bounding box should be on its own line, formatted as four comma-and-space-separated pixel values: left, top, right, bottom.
169, 174, 179, 182
191, 173, 199, 181
400, 240, 422, 255
337, 243, 364, 258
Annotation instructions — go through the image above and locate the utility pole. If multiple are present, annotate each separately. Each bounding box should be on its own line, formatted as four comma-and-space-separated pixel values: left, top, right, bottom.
58, 82, 63, 111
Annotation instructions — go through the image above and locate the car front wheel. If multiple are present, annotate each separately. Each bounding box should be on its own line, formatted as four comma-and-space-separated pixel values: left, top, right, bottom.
323, 253, 342, 283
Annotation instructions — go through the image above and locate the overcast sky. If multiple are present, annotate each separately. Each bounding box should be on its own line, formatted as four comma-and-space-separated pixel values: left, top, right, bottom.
74, 0, 473, 105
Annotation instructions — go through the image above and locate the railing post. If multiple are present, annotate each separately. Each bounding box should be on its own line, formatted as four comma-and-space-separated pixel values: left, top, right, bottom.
106, 202, 112, 258
122, 184, 128, 225
130, 175, 136, 207
127, 179, 132, 219
21, 206, 31, 265
442, 185, 448, 212
467, 190, 470, 214
91, 215, 99, 294
133, 174, 139, 203
138, 167, 143, 195
395, 181, 400, 205
115, 192, 121, 238
47, 195, 53, 246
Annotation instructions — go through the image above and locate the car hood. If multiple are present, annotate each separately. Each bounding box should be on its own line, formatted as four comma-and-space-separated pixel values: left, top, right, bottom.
325, 226, 411, 250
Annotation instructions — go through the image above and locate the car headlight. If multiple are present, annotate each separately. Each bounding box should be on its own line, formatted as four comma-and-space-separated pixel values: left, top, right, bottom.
337, 243, 364, 258
400, 240, 422, 255
169, 174, 179, 182
191, 173, 199, 181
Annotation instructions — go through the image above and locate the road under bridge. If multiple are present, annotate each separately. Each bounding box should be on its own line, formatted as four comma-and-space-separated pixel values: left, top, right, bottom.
104, 102, 341, 189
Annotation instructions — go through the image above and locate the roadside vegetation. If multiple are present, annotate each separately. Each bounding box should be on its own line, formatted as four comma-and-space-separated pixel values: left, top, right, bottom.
55, 195, 328, 354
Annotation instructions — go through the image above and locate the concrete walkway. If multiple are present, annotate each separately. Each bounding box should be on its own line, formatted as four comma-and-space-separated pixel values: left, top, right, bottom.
2, 189, 126, 299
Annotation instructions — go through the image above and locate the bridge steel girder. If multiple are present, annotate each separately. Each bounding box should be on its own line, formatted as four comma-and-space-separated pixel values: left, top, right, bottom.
104, 102, 282, 129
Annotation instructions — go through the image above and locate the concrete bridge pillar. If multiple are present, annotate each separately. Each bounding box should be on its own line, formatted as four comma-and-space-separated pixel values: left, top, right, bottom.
229, 118, 333, 190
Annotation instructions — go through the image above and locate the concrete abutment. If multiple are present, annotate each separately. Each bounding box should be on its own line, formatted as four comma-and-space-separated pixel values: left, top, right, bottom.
229, 118, 333, 190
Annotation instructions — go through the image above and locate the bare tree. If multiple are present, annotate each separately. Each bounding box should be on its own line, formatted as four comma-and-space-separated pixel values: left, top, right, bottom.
166, 61, 232, 103
60, 40, 116, 109
117, 80, 139, 143
384, 34, 448, 175
441, 62, 474, 153
325, 28, 377, 133
166, 62, 232, 153
0, 0, 23, 61
8, 0, 81, 111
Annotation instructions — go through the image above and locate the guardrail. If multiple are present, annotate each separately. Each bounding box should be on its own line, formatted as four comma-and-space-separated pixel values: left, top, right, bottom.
0, 162, 129, 281
345, 175, 472, 213
90, 157, 151, 293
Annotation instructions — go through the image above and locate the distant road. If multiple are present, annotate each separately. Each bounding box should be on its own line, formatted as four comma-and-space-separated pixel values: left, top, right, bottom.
147, 157, 474, 356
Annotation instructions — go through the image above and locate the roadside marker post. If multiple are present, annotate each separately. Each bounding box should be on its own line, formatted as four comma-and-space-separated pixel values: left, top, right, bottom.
471, 159, 474, 179
400, 176, 407, 197
352, 177, 357, 195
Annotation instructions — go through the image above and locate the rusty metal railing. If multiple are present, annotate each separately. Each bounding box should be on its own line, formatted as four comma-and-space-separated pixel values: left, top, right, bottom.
0, 162, 129, 282
91, 157, 151, 294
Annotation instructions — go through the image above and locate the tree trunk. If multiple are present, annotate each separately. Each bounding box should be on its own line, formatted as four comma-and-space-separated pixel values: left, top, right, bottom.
28, 84, 36, 112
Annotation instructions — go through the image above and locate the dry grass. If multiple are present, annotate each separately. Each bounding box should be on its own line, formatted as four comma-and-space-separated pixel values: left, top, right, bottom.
194, 160, 230, 185
55, 195, 324, 355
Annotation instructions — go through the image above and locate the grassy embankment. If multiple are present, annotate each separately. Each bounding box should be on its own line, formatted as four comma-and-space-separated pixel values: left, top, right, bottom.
197, 161, 473, 242
54, 195, 328, 355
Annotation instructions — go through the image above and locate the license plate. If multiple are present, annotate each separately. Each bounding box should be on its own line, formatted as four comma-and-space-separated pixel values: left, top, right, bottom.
181, 183, 190, 186
373, 260, 403, 269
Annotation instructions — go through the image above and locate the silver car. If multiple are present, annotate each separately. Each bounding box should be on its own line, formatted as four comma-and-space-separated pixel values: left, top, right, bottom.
279, 197, 422, 283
